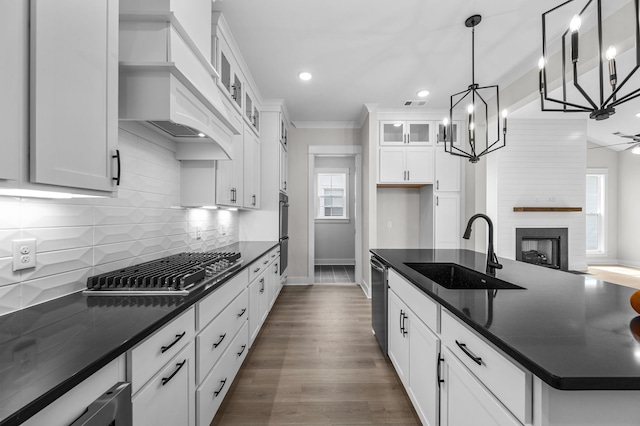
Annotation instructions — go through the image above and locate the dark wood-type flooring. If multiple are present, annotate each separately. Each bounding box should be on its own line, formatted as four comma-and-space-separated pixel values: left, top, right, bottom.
211, 285, 421, 425
314, 265, 356, 284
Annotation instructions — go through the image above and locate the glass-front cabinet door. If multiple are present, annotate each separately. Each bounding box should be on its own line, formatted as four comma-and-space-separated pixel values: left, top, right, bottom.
380, 121, 432, 145
380, 121, 406, 145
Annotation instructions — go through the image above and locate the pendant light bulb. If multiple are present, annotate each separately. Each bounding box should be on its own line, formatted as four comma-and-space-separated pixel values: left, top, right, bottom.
538, 56, 546, 70
443, 117, 449, 126
606, 46, 617, 60
501, 109, 508, 118
467, 104, 474, 114
570, 15, 582, 32
469, 122, 475, 131
632, 145, 640, 155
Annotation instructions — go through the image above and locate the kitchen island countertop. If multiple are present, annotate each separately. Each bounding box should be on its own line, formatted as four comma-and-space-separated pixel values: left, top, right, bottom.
371, 248, 640, 391
0, 241, 278, 426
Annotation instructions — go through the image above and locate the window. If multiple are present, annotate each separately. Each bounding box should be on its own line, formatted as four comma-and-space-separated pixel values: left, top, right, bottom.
586, 170, 606, 254
316, 170, 348, 220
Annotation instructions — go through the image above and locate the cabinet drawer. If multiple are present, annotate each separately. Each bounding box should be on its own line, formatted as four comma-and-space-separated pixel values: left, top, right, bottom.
196, 288, 249, 383
197, 268, 248, 330
441, 309, 531, 424
132, 342, 195, 426
129, 306, 195, 394
196, 321, 249, 425
388, 269, 438, 332
267, 247, 279, 263
249, 253, 271, 282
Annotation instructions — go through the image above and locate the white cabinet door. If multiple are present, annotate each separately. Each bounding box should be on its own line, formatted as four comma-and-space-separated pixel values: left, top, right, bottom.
405, 147, 433, 183
387, 290, 410, 386
435, 193, 461, 249
379, 148, 406, 183
133, 342, 195, 426
30, 0, 117, 192
380, 121, 406, 145
435, 149, 461, 192
249, 272, 269, 345
406, 121, 433, 145
242, 129, 260, 209
409, 316, 440, 426
440, 347, 520, 426
216, 131, 244, 207
279, 142, 288, 193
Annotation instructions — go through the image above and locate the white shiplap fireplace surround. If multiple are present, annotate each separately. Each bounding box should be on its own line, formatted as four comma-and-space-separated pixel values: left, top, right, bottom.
488, 119, 587, 272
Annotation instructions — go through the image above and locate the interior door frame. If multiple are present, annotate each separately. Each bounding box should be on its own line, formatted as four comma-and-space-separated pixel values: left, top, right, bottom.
308, 145, 363, 288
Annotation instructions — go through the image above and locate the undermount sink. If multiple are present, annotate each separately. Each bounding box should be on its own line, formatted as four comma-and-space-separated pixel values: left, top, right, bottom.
405, 263, 526, 290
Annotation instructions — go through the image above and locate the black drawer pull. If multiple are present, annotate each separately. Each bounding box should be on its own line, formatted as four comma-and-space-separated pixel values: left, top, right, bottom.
455, 340, 483, 366
237, 308, 247, 318
213, 333, 227, 349
253, 267, 260, 273
112, 150, 121, 186
237, 344, 247, 357
214, 378, 227, 397
263, 260, 269, 265
161, 359, 186, 386
161, 331, 186, 353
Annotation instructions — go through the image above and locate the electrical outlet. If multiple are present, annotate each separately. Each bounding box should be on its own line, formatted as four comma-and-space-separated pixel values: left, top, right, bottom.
13, 239, 36, 271
196, 227, 202, 240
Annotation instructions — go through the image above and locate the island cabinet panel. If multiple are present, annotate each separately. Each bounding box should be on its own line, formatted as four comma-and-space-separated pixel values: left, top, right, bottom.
388, 274, 440, 426
440, 346, 521, 426
388, 269, 438, 331
441, 309, 532, 425
133, 342, 195, 426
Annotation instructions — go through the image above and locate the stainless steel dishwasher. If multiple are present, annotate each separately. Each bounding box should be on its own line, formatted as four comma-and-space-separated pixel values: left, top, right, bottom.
370, 256, 388, 355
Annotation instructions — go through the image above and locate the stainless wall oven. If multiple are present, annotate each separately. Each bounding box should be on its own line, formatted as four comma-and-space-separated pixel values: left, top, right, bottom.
279, 193, 289, 275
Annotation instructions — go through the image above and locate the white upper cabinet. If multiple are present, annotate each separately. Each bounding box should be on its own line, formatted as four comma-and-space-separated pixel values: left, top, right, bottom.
29, 0, 119, 193
214, 16, 244, 115
435, 149, 461, 192
242, 128, 261, 209
379, 147, 434, 184
380, 121, 433, 146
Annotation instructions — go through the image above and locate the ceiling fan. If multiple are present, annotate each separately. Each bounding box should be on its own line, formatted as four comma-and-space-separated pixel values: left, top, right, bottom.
588, 132, 640, 154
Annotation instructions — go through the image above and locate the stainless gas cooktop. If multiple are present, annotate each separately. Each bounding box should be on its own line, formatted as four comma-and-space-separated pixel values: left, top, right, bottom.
83, 251, 242, 296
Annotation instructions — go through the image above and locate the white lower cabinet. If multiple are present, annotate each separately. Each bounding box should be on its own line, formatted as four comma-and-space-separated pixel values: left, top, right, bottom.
440, 347, 520, 426
196, 321, 249, 425
249, 270, 269, 345
388, 289, 440, 426
434, 192, 461, 249
132, 342, 195, 426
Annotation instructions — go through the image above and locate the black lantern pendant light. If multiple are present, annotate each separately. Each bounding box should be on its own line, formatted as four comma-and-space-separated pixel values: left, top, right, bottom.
443, 15, 507, 164
539, 0, 640, 120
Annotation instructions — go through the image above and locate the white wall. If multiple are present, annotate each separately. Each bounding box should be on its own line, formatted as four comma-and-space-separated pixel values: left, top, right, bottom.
377, 188, 421, 248
491, 119, 587, 271
287, 127, 362, 282
617, 151, 640, 267
0, 123, 239, 316
586, 141, 619, 264
314, 156, 356, 264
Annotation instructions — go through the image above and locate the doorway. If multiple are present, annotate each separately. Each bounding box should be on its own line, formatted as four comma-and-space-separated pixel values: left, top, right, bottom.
308, 146, 362, 288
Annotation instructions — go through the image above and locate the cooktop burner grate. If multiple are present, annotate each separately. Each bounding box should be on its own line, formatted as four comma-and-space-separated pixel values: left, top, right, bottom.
84, 251, 242, 296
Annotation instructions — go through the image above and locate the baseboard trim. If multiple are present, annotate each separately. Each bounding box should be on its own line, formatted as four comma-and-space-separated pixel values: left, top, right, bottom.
314, 259, 356, 266
359, 278, 371, 299
285, 277, 312, 285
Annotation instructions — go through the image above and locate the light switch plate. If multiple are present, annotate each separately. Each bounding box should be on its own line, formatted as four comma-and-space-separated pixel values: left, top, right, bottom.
12, 239, 36, 271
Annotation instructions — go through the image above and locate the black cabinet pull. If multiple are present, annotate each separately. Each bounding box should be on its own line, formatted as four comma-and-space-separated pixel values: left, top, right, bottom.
214, 378, 227, 397
253, 267, 261, 273
237, 344, 247, 357
259, 277, 265, 293
112, 150, 121, 186
160, 331, 186, 353
161, 359, 186, 386
399, 310, 404, 334
455, 340, 483, 366
437, 355, 445, 387
252, 194, 256, 206
274, 263, 278, 273
402, 312, 408, 337
213, 333, 226, 349
263, 260, 269, 265
237, 308, 247, 318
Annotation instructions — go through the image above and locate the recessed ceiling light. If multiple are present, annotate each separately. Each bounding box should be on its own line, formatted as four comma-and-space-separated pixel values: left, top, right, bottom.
198, 132, 206, 137
417, 90, 430, 98
298, 72, 312, 81
635, 112, 640, 118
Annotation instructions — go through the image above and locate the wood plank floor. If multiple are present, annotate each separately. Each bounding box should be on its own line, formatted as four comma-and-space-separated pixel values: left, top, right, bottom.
211, 285, 421, 425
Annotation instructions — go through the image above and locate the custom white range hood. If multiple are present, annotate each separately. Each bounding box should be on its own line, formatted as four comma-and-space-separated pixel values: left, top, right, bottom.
119, 11, 239, 160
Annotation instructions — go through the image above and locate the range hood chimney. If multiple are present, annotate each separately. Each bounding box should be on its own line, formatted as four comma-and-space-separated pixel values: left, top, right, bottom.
119, 13, 239, 160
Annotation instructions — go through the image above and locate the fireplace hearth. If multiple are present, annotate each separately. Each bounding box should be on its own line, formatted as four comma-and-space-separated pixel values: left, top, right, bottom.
515, 228, 568, 271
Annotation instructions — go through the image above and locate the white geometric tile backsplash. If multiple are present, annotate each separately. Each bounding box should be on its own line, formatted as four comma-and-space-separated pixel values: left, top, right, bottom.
0, 123, 239, 316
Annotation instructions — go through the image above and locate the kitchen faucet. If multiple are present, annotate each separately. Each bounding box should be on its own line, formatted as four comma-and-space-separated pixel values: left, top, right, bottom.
463, 214, 503, 276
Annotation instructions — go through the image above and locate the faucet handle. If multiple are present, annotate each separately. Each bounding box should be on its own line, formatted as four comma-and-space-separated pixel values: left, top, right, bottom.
490, 253, 503, 269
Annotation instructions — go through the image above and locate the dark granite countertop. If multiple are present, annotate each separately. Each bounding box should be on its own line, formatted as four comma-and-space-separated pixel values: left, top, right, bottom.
370, 248, 640, 391
0, 241, 278, 426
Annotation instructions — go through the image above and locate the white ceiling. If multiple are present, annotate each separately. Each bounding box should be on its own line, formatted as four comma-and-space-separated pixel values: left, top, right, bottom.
212, 0, 640, 149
